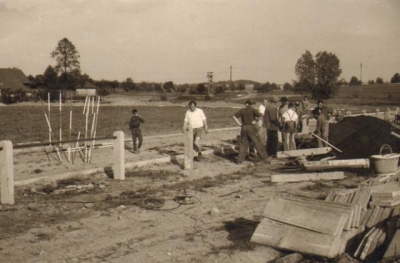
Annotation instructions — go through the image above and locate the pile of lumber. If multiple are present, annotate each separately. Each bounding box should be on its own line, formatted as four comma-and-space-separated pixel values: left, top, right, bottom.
251, 196, 361, 258
370, 183, 400, 207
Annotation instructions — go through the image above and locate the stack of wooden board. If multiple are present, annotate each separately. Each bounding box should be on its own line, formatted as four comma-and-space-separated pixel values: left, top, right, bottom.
369, 183, 400, 207
251, 197, 360, 258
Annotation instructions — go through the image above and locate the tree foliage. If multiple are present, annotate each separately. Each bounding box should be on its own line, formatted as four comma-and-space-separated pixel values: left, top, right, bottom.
295, 50, 342, 99
51, 38, 80, 75
390, 73, 400, 83
349, 76, 360, 86
376, 77, 384, 84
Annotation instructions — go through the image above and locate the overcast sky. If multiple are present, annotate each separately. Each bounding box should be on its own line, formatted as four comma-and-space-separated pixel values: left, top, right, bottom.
1, 0, 399, 84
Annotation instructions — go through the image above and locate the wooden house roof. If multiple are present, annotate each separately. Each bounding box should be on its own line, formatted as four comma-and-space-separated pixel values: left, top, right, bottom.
0, 68, 31, 92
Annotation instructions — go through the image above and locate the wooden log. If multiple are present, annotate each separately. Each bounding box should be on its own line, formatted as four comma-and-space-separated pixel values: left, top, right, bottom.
270, 171, 344, 183
251, 218, 342, 258
262, 198, 347, 235
276, 147, 332, 159
303, 159, 370, 170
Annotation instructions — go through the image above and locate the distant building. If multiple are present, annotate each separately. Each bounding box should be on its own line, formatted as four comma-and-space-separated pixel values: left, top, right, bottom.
0, 68, 32, 103
75, 82, 98, 97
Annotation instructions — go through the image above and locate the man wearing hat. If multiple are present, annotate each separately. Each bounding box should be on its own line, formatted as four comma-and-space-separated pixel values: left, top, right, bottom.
233, 100, 268, 164
264, 96, 281, 157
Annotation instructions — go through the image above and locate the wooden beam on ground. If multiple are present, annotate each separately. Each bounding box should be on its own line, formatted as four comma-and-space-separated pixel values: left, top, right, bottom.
251, 218, 342, 258
276, 147, 332, 159
262, 198, 347, 235
271, 171, 344, 183
303, 159, 370, 170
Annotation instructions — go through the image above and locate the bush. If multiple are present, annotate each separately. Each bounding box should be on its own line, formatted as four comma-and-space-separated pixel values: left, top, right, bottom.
160, 94, 168, 101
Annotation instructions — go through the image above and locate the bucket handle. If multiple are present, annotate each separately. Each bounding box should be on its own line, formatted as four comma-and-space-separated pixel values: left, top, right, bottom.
380, 144, 392, 156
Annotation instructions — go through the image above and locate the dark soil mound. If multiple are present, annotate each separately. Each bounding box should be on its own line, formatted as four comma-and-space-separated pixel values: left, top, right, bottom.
329, 116, 400, 159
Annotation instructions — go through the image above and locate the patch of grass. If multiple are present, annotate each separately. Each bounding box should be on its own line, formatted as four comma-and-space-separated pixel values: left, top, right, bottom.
56, 176, 90, 187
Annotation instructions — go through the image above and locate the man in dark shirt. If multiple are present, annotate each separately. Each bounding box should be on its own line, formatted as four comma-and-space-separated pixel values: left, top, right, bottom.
264, 96, 281, 157
129, 109, 145, 153
233, 100, 268, 164
312, 100, 333, 147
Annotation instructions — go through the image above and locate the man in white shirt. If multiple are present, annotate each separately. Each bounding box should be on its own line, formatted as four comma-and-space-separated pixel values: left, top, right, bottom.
257, 98, 268, 145
182, 101, 208, 161
281, 102, 299, 151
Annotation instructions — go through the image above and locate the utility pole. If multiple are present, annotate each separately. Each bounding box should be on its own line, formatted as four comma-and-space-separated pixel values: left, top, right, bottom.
207, 72, 213, 94
230, 66, 232, 82
360, 62, 363, 97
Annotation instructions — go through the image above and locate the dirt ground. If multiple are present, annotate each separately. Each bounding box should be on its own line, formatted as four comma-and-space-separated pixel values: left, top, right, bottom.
0, 126, 371, 263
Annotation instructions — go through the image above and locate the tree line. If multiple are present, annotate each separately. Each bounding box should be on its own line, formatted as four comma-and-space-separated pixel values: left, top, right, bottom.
26, 38, 400, 101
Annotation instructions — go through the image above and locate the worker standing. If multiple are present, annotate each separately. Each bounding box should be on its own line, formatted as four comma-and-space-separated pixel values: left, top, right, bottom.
182, 101, 208, 162
233, 100, 268, 164
281, 103, 299, 151
312, 100, 333, 147
263, 96, 281, 157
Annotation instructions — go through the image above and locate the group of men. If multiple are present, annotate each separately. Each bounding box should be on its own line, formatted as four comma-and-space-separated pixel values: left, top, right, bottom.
233, 95, 333, 164
130, 97, 333, 165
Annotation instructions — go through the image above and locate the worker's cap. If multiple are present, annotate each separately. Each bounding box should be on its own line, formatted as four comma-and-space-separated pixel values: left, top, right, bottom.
245, 100, 251, 105
295, 101, 300, 106
271, 96, 279, 103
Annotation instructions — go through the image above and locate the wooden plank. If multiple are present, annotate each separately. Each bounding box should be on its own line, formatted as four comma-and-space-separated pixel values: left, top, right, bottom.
371, 198, 400, 207
383, 229, 400, 260
371, 187, 400, 199
366, 206, 381, 228
262, 198, 347, 235
366, 229, 385, 259
359, 187, 372, 210
376, 207, 393, 226
280, 197, 355, 230
303, 159, 370, 170
325, 191, 335, 202
251, 218, 342, 258
354, 227, 376, 258
360, 228, 381, 260
360, 208, 373, 227
276, 147, 332, 159
270, 171, 344, 183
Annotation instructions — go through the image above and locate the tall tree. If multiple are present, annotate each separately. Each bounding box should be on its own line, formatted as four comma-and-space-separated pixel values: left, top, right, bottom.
313, 51, 342, 99
295, 50, 315, 90
50, 38, 80, 75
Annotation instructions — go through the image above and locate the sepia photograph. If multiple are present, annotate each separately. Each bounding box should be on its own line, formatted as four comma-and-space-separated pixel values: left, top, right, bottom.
0, 0, 400, 262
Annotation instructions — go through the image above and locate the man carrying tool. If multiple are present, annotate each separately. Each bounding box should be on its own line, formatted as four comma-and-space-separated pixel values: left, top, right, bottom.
312, 100, 333, 147
233, 100, 268, 164
183, 101, 208, 162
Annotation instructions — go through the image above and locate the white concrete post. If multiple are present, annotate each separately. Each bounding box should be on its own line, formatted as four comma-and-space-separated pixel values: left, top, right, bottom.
384, 108, 391, 122
0, 141, 14, 204
375, 109, 380, 119
184, 124, 194, 170
113, 131, 125, 180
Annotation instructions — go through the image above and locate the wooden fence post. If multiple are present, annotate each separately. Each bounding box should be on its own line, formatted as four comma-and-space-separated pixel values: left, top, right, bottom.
113, 131, 125, 180
0, 141, 14, 204
362, 110, 367, 116
184, 125, 194, 170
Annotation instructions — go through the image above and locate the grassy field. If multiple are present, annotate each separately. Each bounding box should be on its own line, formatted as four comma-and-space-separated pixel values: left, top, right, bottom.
0, 105, 239, 144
